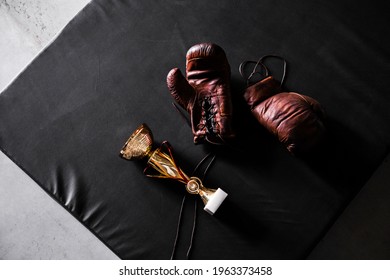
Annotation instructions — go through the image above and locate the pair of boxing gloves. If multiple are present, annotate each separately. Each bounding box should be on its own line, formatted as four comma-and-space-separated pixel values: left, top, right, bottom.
167, 43, 326, 155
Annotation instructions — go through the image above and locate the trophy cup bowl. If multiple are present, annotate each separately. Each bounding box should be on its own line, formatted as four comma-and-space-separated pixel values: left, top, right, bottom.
119, 123, 227, 215
119, 123, 153, 160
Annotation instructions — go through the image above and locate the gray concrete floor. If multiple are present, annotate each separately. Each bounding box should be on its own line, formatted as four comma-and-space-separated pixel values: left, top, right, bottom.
0, 0, 118, 260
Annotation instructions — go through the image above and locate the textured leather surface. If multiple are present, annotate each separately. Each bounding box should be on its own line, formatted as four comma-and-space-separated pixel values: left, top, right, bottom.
0, 0, 390, 259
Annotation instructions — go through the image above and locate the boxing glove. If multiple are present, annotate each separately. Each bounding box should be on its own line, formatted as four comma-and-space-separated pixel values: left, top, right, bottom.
243, 75, 326, 155
167, 43, 234, 144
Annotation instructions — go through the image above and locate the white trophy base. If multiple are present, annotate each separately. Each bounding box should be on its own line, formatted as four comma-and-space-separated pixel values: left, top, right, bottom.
204, 188, 228, 215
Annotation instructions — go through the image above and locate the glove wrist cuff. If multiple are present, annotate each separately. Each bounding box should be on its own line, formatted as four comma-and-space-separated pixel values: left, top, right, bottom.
243, 76, 282, 108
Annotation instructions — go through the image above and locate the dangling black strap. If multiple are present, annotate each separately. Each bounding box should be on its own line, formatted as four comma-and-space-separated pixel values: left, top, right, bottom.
170, 152, 216, 260
186, 153, 216, 259
185, 199, 197, 259
170, 195, 186, 260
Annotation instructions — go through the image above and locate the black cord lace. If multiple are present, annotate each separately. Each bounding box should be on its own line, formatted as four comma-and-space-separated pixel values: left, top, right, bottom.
197, 96, 217, 135
239, 54, 287, 87
170, 153, 216, 260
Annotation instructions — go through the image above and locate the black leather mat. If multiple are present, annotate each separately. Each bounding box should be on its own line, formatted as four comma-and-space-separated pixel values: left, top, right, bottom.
1, 0, 389, 259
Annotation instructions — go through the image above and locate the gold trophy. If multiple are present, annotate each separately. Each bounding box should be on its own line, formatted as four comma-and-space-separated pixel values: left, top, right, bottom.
119, 123, 227, 215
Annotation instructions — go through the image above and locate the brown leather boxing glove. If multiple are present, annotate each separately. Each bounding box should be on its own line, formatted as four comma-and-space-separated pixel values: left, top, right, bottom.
242, 58, 326, 155
167, 43, 234, 144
